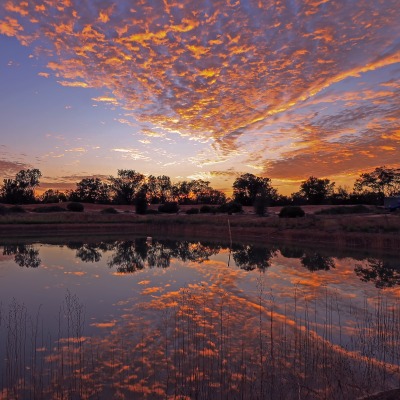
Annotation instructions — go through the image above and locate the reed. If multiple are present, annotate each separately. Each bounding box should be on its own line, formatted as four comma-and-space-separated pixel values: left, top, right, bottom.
0, 284, 399, 399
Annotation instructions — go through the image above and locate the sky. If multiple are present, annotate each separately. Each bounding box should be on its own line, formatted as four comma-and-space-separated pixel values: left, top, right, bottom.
0, 0, 399, 196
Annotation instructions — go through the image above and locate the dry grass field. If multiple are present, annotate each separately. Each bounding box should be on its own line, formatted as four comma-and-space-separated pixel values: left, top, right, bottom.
0, 202, 399, 252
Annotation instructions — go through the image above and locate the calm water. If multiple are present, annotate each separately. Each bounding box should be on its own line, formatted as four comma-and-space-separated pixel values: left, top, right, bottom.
0, 237, 399, 399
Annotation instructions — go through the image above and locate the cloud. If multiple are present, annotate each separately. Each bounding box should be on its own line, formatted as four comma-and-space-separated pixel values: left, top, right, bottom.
112, 148, 150, 161
1, 0, 399, 189
0, 159, 29, 178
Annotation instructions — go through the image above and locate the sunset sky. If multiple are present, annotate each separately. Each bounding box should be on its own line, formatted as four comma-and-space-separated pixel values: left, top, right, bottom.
0, 0, 399, 195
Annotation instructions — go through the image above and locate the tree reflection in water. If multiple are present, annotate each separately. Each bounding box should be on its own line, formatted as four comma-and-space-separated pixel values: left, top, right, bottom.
355, 258, 400, 288
3, 240, 400, 291
232, 243, 276, 271
3, 244, 41, 268
301, 252, 335, 271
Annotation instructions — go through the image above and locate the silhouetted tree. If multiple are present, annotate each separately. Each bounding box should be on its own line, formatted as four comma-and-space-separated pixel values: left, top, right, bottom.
354, 166, 400, 201
146, 175, 172, 203
233, 173, 277, 206
109, 170, 145, 204
69, 177, 110, 203
297, 176, 335, 204
40, 189, 67, 203
135, 189, 148, 214
1, 169, 42, 204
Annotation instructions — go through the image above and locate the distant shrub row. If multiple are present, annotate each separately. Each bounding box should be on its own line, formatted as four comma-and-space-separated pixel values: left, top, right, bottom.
315, 205, 371, 215
0, 205, 26, 215
32, 206, 66, 213
157, 201, 244, 215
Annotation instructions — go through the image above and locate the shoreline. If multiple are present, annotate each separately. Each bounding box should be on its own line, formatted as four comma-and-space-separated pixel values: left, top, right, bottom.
1, 212, 400, 254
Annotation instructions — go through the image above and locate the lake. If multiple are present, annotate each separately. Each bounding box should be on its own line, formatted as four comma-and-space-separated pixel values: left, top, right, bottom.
0, 236, 399, 399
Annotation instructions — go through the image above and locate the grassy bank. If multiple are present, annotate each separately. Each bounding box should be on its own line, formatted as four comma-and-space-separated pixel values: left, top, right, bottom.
0, 206, 400, 252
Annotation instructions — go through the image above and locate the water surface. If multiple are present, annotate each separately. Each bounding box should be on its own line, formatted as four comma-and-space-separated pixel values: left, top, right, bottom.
1, 237, 399, 399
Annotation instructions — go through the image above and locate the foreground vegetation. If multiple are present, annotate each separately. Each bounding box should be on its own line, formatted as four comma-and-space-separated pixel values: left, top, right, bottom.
1, 278, 399, 399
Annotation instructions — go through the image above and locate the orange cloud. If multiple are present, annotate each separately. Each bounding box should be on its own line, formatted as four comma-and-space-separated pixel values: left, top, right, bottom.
1, 0, 399, 189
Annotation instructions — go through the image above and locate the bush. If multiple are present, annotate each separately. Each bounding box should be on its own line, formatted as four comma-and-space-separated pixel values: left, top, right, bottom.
218, 201, 243, 214
100, 207, 118, 214
200, 205, 217, 214
186, 208, 199, 214
279, 206, 305, 218
315, 205, 371, 215
146, 209, 159, 215
67, 202, 84, 212
8, 205, 26, 213
0, 206, 8, 215
158, 202, 180, 214
33, 206, 66, 213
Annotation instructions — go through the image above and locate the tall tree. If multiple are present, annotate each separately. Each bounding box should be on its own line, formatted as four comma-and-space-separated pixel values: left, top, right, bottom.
40, 189, 67, 203
109, 170, 145, 204
69, 177, 110, 203
354, 166, 400, 198
233, 173, 277, 206
146, 175, 172, 203
298, 176, 335, 204
0, 168, 42, 204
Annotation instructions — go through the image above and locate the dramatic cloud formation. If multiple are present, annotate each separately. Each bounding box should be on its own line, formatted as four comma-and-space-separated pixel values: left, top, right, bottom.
0, 0, 399, 192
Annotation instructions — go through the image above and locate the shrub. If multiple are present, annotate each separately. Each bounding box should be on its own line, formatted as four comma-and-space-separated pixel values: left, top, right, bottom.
200, 205, 217, 214
67, 202, 84, 212
279, 206, 305, 218
158, 202, 180, 214
8, 205, 26, 213
146, 209, 159, 215
100, 207, 118, 214
315, 205, 371, 215
33, 206, 66, 213
0, 206, 8, 215
218, 201, 243, 214
186, 207, 199, 215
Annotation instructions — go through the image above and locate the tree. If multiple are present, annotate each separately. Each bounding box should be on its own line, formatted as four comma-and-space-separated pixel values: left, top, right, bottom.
135, 189, 148, 214
233, 173, 277, 206
146, 175, 172, 203
109, 170, 145, 204
298, 176, 335, 204
0, 169, 42, 204
172, 181, 193, 204
69, 177, 110, 203
197, 189, 226, 205
40, 189, 67, 203
354, 166, 400, 199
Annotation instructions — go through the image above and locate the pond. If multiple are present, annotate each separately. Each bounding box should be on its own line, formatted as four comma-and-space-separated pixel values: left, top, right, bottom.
0, 236, 399, 399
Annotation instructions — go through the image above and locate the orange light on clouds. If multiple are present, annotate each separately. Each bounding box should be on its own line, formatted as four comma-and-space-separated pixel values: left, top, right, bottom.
0, 0, 399, 193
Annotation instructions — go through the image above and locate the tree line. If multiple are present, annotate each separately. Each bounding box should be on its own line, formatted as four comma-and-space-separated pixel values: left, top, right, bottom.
0, 166, 399, 208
